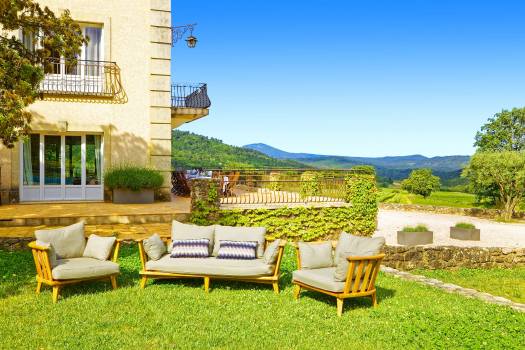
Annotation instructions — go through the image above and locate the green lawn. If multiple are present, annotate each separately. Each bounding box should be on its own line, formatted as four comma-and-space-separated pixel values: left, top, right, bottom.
414, 267, 525, 304
1, 245, 524, 349
378, 188, 486, 208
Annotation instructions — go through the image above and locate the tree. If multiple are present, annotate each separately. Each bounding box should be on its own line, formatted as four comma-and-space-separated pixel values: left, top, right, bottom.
474, 107, 525, 152
463, 152, 525, 221
0, 0, 86, 147
401, 168, 440, 198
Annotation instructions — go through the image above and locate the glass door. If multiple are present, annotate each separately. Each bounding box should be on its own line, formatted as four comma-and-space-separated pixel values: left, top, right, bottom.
43, 135, 62, 200
65, 136, 83, 199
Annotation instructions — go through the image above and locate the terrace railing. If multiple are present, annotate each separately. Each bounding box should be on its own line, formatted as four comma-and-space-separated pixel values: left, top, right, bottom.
171, 83, 211, 108
173, 169, 370, 205
40, 58, 123, 97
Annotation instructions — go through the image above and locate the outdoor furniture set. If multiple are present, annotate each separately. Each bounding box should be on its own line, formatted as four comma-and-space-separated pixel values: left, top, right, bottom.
29, 220, 385, 315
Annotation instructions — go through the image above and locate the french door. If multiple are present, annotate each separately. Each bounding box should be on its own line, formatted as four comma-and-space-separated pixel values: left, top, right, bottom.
20, 134, 103, 201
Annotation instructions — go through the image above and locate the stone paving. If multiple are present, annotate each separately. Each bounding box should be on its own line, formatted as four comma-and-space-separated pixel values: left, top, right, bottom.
381, 265, 525, 313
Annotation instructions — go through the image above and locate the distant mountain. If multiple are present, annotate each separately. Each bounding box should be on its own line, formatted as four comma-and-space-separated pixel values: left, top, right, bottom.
244, 143, 470, 180
171, 131, 305, 169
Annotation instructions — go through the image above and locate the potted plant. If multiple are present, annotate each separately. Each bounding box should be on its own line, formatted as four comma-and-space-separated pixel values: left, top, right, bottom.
397, 224, 433, 245
450, 222, 480, 241
104, 165, 164, 204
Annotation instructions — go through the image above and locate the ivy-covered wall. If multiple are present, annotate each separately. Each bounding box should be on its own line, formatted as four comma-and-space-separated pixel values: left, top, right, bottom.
189, 174, 378, 241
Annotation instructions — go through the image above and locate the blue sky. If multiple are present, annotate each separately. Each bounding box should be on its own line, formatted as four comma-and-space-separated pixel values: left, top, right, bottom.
171, 0, 525, 157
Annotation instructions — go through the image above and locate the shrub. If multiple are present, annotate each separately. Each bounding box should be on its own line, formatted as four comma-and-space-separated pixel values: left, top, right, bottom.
455, 222, 476, 229
344, 174, 378, 234
401, 224, 430, 232
104, 165, 164, 191
401, 168, 441, 197
300, 171, 321, 198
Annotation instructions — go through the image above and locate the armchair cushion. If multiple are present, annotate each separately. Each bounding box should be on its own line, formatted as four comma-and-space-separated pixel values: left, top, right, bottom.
263, 239, 281, 265
83, 234, 116, 261
143, 234, 167, 261
293, 268, 345, 293
35, 222, 86, 259
172, 220, 214, 254
52, 257, 119, 280
213, 225, 266, 258
334, 233, 385, 281
298, 242, 333, 269
35, 240, 58, 267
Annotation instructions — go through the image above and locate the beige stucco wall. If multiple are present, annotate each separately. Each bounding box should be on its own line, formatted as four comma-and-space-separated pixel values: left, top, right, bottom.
0, 0, 173, 201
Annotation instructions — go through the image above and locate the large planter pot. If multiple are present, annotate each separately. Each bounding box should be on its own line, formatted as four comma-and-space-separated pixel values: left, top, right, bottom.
397, 231, 433, 245
112, 189, 154, 204
450, 227, 480, 241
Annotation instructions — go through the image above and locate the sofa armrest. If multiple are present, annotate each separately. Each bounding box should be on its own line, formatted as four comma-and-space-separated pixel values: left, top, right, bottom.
110, 239, 123, 263
272, 240, 287, 278
28, 241, 53, 282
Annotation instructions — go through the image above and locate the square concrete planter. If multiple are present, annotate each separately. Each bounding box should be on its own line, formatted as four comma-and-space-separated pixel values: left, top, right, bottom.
397, 231, 433, 245
450, 227, 480, 241
112, 189, 154, 204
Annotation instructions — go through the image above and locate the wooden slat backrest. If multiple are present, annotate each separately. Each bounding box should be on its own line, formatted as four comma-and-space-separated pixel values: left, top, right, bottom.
343, 254, 385, 294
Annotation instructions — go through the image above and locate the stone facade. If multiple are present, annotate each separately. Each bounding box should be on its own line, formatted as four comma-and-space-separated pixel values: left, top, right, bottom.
383, 245, 525, 270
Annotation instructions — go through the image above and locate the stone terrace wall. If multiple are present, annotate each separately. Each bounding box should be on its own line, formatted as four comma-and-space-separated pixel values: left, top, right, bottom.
383, 245, 525, 270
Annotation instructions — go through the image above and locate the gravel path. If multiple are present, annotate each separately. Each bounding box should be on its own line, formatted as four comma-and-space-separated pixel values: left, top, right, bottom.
374, 209, 525, 248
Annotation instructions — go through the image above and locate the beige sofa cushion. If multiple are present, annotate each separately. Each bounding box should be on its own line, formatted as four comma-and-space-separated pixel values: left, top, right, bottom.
52, 257, 119, 280
35, 240, 58, 267
146, 256, 274, 277
143, 234, 167, 261
293, 268, 345, 293
83, 234, 116, 261
213, 225, 266, 257
298, 242, 333, 269
263, 239, 281, 264
172, 220, 214, 254
334, 232, 385, 281
35, 222, 86, 259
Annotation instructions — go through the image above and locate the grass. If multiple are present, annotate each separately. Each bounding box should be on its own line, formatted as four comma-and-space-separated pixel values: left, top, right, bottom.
378, 188, 486, 208
1, 245, 524, 349
414, 267, 525, 304
400, 224, 429, 232
454, 222, 476, 229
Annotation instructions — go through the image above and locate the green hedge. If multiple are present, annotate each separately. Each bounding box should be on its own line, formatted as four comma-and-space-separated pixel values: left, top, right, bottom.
104, 165, 164, 191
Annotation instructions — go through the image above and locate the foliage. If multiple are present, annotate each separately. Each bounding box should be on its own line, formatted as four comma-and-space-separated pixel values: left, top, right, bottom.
0, 0, 86, 147
401, 168, 441, 198
401, 225, 430, 232
474, 107, 525, 152
300, 171, 321, 198
104, 165, 164, 191
190, 181, 220, 225
414, 267, 525, 304
454, 222, 476, 229
351, 165, 376, 175
377, 188, 489, 209
344, 174, 378, 234
171, 130, 305, 169
463, 151, 525, 220
268, 172, 281, 191
1, 246, 524, 349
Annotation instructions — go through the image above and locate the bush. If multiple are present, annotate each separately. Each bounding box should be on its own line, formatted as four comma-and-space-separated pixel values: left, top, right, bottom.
300, 171, 321, 198
401, 224, 430, 232
401, 168, 441, 197
104, 165, 164, 191
455, 222, 476, 229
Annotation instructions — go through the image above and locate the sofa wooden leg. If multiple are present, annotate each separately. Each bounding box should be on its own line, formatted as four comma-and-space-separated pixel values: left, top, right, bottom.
140, 276, 148, 289
336, 298, 344, 317
36, 281, 42, 294
272, 282, 280, 294
204, 277, 210, 293
293, 284, 301, 300
110, 276, 118, 290
52, 286, 60, 304
371, 292, 377, 307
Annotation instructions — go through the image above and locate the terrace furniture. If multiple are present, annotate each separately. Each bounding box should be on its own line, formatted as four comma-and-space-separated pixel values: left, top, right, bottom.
292, 233, 385, 316
137, 221, 286, 293
28, 222, 121, 303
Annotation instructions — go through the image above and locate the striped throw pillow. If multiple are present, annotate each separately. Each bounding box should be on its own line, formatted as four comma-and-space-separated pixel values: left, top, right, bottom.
170, 239, 210, 258
217, 240, 257, 260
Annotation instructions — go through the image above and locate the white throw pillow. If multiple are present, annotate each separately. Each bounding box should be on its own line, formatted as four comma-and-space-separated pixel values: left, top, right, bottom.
83, 234, 117, 261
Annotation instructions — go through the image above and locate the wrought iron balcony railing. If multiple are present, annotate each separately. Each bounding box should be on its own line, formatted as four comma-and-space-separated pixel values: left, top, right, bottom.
40, 58, 123, 97
171, 83, 211, 108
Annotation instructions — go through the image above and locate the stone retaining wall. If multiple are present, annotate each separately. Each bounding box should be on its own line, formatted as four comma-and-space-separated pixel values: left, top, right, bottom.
0, 237, 33, 251
383, 245, 525, 270
379, 203, 525, 220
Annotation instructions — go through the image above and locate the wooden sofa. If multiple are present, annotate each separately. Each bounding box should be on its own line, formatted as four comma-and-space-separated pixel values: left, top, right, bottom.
137, 235, 286, 293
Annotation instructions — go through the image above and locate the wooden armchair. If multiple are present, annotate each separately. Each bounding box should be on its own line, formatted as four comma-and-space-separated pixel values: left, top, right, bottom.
29, 239, 122, 303
292, 241, 385, 316
137, 236, 286, 293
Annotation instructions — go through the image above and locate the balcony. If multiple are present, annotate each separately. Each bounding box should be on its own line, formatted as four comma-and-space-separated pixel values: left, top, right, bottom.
39, 58, 123, 98
171, 83, 211, 128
